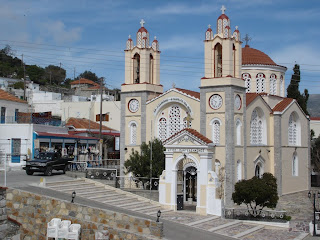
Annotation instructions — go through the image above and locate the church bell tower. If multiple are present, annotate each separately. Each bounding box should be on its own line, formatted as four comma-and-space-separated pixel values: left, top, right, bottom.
120, 20, 163, 176
199, 6, 246, 207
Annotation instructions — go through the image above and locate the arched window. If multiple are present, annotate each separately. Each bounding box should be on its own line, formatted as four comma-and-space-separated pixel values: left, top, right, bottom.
250, 108, 266, 145
292, 153, 298, 176
133, 53, 140, 84
129, 122, 137, 145
270, 74, 277, 95
242, 73, 251, 93
256, 73, 265, 93
210, 118, 221, 145
254, 157, 264, 178
236, 119, 242, 146
280, 75, 284, 97
169, 105, 181, 137
158, 117, 167, 141
237, 160, 242, 181
149, 54, 154, 84
214, 43, 222, 77
288, 112, 300, 146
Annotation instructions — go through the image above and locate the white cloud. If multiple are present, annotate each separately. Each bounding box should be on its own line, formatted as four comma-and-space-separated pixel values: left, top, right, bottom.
41, 20, 82, 44
153, 3, 218, 15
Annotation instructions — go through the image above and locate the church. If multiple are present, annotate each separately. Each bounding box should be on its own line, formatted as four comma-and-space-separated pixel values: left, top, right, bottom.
120, 6, 310, 216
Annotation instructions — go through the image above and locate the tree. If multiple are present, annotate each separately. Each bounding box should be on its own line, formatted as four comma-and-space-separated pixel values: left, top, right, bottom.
44, 65, 66, 85
311, 133, 320, 172
26, 65, 45, 84
76, 70, 99, 83
124, 139, 165, 179
287, 64, 309, 115
232, 173, 279, 217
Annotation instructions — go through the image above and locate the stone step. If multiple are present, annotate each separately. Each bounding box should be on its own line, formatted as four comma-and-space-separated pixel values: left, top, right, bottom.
117, 201, 148, 208
77, 190, 111, 196
233, 225, 264, 238
137, 206, 162, 214
186, 216, 220, 226
46, 179, 86, 186
49, 183, 94, 190
87, 193, 125, 200
146, 209, 172, 215
103, 197, 137, 204
131, 205, 159, 211
62, 187, 111, 194
208, 221, 239, 232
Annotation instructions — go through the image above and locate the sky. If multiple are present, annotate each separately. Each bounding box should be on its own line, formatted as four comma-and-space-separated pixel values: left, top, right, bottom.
1, 0, 320, 93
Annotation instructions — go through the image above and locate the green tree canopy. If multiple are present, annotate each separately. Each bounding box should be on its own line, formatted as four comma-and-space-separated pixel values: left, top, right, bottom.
26, 65, 45, 84
124, 139, 165, 179
44, 65, 66, 85
76, 70, 100, 83
311, 132, 320, 172
232, 173, 279, 217
287, 64, 309, 115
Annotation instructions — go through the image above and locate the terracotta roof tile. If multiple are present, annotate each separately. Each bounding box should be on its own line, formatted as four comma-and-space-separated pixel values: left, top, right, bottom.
272, 98, 294, 112
164, 128, 212, 144
175, 88, 200, 100
70, 78, 100, 86
242, 45, 277, 66
66, 117, 115, 131
310, 117, 320, 121
246, 93, 259, 106
0, 89, 27, 104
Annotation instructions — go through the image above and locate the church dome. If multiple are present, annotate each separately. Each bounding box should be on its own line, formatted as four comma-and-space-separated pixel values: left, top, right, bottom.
242, 45, 277, 66
218, 13, 229, 20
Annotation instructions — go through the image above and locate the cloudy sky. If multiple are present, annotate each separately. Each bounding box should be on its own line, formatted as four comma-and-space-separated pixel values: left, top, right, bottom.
1, 0, 320, 93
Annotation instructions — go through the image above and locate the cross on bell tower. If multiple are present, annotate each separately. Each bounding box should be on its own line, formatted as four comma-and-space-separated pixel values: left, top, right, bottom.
140, 19, 145, 27
221, 5, 226, 14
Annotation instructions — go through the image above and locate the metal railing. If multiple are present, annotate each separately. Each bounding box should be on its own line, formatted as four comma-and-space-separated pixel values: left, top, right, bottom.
224, 208, 287, 222
1, 116, 64, 127
115, 176, 159, 190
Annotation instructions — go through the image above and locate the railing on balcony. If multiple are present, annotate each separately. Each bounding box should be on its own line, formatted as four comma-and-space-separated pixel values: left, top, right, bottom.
1, 116, 64, 127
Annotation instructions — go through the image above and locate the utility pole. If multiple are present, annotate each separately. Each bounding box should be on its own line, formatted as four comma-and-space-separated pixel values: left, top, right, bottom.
99, 77, 104, 160
21, 54, 26, 100
74, 67, 76, 80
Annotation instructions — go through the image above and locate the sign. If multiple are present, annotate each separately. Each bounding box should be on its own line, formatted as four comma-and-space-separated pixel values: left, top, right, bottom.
115, 137, 120, 151
34, 139, 40, 149
153, 97, 192, 115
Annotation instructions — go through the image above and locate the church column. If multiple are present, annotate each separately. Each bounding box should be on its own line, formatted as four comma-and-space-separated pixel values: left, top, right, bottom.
273, 114, 282, 195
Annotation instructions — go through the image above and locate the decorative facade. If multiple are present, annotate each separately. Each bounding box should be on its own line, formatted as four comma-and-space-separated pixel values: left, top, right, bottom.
120, 7, 310, 216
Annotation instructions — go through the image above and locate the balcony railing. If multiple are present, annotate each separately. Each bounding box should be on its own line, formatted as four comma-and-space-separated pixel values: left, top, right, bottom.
1, 116, 64, 127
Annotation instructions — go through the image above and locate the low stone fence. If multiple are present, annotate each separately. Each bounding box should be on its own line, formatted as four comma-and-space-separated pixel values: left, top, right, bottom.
0, 187, 8, 239
6, 188, 163, 239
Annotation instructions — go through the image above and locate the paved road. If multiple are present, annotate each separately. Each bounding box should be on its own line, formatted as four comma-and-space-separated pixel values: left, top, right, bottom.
0, 170, 234, 240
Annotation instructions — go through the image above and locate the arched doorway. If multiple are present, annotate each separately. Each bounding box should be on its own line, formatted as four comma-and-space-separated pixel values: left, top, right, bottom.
176, 157, 198, 211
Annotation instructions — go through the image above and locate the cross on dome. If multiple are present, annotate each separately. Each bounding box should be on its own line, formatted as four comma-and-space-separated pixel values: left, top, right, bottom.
243, 33, 252, 46
221, 5, 226, 14
140, 19, 145, 27
154, 36, 157, 40
128, 34, 131, 39
235, 26, 238, 30
208, 24, 211, 28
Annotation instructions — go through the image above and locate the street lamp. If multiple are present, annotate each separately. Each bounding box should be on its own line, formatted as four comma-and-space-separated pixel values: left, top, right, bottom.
308, 190, 320, 236
71, 191, 76, 203
156, 210, 161, 222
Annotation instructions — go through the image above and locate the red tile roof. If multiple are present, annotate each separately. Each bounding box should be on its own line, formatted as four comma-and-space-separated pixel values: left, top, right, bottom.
272, 98, 294, 112
246, 93, 259, 106
66, 117, 115, 131
242, 45, 277, 66
164, 128, 212, 144
0, 89, 27, 104
70, 78, 100, 86
175, 88, 200, 100
310, 117, 320, 121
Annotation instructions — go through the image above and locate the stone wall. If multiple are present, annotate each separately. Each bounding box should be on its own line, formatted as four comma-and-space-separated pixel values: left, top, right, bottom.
0, 187, 8, 239
6, 188, 163, 240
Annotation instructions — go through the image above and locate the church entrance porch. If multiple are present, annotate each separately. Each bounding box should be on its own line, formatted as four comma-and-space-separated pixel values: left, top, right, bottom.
158, 128, 222, 216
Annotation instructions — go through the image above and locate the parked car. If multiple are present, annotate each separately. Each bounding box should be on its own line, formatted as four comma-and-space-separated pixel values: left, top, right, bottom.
23, 152, 72, 176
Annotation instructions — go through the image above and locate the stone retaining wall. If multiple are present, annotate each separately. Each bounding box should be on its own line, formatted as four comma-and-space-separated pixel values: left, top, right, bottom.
6, 188, 163, 240
0, 187, 8, 239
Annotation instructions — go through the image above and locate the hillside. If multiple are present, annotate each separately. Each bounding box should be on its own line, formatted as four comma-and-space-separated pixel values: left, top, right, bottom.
308, 94, 320, 117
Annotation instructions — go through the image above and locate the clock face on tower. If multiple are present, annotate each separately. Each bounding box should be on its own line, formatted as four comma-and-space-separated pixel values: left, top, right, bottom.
209, 94, 223, 110
235, 94, 242, 110
128, 99, 139, 113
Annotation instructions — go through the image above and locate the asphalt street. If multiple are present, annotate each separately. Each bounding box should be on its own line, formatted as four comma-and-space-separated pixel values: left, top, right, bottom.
0, 169, 234, 240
